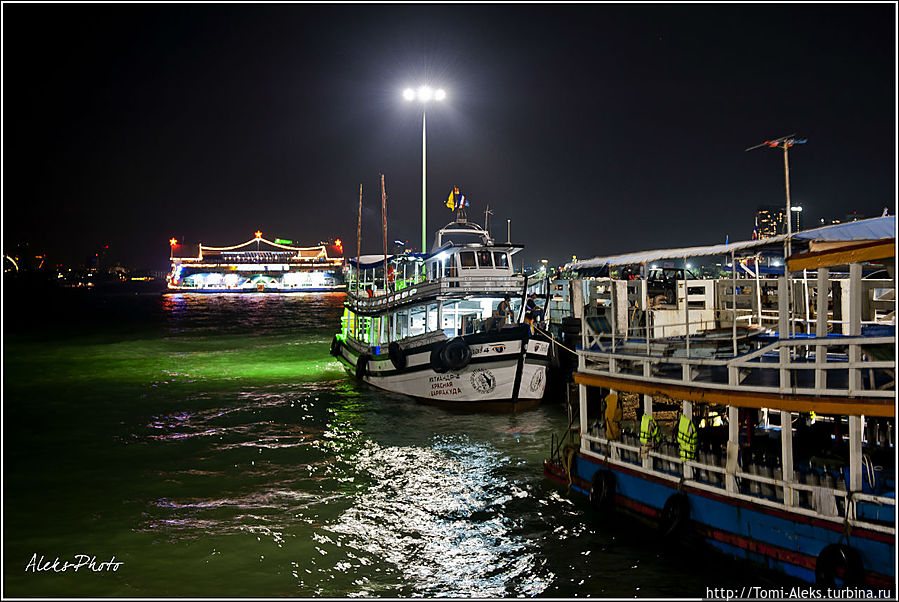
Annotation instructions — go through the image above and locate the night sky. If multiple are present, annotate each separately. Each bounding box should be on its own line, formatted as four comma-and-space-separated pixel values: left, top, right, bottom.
3, 3, 896, 270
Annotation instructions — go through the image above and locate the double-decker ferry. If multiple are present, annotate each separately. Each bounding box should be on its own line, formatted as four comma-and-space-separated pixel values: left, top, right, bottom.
544, 216, 895, 588
329, 210, 551, 411
167, 232, 345, 292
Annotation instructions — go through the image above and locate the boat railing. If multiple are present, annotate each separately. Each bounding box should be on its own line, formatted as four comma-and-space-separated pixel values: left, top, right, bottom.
580, 430, 895, 533
579, 334, 895, 400
348, 274, 525, 312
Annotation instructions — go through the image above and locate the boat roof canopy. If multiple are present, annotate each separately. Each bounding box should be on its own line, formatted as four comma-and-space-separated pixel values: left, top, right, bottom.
565, 215, 894, 272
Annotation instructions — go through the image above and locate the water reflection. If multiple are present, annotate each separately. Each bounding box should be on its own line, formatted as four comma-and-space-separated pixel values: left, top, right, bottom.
327, 437, 553, 597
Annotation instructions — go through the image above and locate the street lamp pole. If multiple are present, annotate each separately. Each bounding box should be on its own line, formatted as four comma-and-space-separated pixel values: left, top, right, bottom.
421, 110, 426, 254
404, 85, 446, 254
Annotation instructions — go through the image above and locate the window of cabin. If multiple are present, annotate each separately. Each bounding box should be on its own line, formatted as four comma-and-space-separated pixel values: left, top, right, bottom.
459, 251, 477, 268
476, 250, 493, 268
493, 252, 509, 268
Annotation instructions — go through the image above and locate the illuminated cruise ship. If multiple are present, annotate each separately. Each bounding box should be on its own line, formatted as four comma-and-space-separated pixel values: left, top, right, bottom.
167, 231, 345, 292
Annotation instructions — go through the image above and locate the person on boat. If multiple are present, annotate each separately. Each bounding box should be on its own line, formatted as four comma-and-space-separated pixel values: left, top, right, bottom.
524, 293, 544, 334
495, 296, 513, 331
525, 293, 544, 323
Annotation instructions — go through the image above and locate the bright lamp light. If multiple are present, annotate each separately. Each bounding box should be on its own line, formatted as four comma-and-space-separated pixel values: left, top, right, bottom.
434, 89, 446, 101
417, 86, 433, 102
403, 88, 415, 101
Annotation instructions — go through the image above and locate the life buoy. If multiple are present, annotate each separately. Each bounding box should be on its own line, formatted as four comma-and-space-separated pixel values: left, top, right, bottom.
659, 493, 690, 539
429, 343, 449, 373
355, 354, 370, 380
589, 470, 615, 512
440, 338, 472, 371
330, 336, 340, 358
815, 544, 864, 587
388, 341, 406, 370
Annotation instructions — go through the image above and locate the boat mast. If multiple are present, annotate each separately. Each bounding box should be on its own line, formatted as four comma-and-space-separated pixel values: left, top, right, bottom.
381, 173, 390, 343
356, 184, 363, 296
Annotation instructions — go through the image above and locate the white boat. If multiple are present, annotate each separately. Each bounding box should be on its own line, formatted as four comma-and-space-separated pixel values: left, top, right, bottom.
330, 215, 550, 411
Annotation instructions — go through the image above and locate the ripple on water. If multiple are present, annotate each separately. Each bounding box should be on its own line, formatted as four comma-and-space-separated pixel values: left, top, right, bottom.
325, 438, 553, 597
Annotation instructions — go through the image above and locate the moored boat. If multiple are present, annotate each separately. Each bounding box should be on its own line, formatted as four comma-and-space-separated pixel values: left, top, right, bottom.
330, 210, 551, 411
544, 216, 896, 588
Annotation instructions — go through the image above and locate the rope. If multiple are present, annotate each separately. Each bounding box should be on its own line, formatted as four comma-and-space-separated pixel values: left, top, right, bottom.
561, 443, 578, 490
531, 322, 580, 356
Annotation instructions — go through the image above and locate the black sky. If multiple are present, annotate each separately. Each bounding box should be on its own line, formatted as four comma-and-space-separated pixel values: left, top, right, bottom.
3, 3, 896, 270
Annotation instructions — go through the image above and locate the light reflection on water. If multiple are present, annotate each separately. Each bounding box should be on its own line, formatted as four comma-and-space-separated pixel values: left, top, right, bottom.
4, 291, 776, 598
326, 439, 551, 597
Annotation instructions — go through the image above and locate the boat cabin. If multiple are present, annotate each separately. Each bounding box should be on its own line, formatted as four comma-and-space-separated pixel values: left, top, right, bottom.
341, 219, 527, 353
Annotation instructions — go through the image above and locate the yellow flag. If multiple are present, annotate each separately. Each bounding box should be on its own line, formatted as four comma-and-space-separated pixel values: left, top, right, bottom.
446, 187, 455, 211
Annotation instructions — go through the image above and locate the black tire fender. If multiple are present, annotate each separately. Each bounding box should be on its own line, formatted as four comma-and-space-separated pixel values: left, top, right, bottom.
440, 337, 472, 371
815, 544, 864, 587
430, 343, 448, 373
589, 470, 615, 512
659, 493, 690, 539
388, 341, 406, 370
330, 336, 340, 358
355, 353, 370, 380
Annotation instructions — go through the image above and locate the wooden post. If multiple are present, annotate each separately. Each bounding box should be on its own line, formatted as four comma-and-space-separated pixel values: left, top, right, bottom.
579, 383, 588, 452
781, 410, 795, 506
726, 405, 739, 493
849, 416, 863, 492
778, 275, 790, 391
848, 262, 862, 393
731, 250, 737, 357
815, 267, 828, 390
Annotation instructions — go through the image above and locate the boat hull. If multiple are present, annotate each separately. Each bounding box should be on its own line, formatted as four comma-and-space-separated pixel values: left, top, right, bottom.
544, 455, 895, 589
166, 285, 345, 293
333, 328, 550, 410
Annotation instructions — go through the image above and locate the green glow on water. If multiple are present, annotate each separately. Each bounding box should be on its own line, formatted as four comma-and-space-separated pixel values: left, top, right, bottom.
6, 335, 345, 392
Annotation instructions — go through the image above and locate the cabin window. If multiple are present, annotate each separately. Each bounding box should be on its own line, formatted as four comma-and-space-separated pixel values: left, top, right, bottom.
459, 251, 477, 268
394, 310, 409, 340
476, 250, 493, 268
493, 252, 509, 268
443, 255, 457, 277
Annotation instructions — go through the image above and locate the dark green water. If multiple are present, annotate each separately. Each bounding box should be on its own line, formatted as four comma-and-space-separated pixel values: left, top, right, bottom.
3, 289, 770, 597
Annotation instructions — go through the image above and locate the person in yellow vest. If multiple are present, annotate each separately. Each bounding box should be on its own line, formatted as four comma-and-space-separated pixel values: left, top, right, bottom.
604, 391, 622, 441
677, 413, 697, 462
639, 413, 661, 447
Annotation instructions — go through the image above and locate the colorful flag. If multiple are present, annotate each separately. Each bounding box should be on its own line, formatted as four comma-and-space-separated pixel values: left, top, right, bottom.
446, 186, 459, 211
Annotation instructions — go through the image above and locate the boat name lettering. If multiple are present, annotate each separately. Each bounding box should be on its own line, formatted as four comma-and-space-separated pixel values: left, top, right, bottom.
429, 385, 462, 397
472, 344, 506, 355
429, 374, 459, 383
